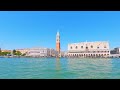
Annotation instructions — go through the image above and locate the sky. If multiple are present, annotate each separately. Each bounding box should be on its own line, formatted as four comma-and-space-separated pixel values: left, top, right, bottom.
0, 11, 120, 51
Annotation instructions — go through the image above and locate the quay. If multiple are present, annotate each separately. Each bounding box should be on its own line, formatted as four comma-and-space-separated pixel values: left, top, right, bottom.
109, 54, 120, 58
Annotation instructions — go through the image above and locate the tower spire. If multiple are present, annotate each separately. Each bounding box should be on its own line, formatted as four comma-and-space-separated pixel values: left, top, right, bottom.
57, 30, 59, 36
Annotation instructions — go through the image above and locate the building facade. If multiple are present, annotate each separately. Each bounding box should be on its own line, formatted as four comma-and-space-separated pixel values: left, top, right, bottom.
16, 48, 30, 54
110, 47, 120, 54
26, 47, 57, 57
49, 48, 58, 57
26, 48, 50, 57
67, 41, 110, 58
1, 50, 11, 52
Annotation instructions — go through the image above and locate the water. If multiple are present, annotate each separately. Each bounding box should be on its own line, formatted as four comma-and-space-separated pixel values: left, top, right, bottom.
0, 57, 120, 79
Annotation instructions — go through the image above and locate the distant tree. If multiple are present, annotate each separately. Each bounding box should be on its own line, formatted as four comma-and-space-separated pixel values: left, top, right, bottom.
22, 53, 26, 56
13, 49, 16, 55
16, 51, 22, 56
0, 51, 11, 56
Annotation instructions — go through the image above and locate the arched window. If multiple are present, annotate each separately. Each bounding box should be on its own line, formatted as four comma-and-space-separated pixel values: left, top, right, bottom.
97, 47, 99, 49
81, 46, 83, 48
91, 45, 93, 48
104, 46, 106, 48
71, 46, 72, 49
76, 46, 78, 49
86, 47, 88, 49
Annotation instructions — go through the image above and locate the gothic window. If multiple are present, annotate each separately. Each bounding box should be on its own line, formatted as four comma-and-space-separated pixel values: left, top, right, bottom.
104, 46, 106, 48
76, 46, 78, 49
91, 45, 93, 48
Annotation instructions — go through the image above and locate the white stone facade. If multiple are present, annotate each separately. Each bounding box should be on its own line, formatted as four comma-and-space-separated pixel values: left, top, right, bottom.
67, 41, 110, 57
26, 48, 50, 57
26, 48, 57, 57
16, 48, 29, 54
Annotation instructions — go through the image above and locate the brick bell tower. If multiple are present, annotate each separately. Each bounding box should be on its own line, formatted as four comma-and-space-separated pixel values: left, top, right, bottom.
56, 31, 60, 55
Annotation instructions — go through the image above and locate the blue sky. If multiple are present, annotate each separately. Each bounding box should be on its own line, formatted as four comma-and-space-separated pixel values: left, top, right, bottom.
0, 11, 120, 50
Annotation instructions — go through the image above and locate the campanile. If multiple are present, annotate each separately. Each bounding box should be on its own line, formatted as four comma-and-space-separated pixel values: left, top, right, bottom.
56, 31, 60, 54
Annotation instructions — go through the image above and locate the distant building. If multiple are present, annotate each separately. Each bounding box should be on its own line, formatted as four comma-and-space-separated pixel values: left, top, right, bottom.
16, 48, 29, 54
26, 47, 57, 57
60, 51, 68, 57
110, 47, 120, 54
67, 41, 110, 58
49, 48, 58, 57
1, 50, 11, 52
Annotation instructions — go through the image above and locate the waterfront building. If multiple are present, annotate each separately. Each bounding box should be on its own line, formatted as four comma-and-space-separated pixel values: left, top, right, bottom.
60, 51, 68, 57
16, 48, 30, 54
1, 50, 11, 52
26, 47, 50, 57
26, 47, 57, 57
110, 47, 120, 54
56, 31, 61, 57
49, 48, 58, 57
67, 41, 110, 58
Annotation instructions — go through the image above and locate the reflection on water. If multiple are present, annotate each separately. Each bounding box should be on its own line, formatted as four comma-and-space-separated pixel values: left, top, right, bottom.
56, 58, 61, 71
0, 58, 120, 79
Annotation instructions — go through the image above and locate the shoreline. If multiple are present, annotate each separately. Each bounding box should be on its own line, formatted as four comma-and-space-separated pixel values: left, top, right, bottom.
0, 56, 120, 59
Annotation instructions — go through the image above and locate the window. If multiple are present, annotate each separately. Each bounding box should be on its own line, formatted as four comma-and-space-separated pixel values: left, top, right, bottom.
86, 47, 88, 49
81, 46, 83, 48
91, 45, 93, 48
76, 46, 78, 49
71, 46, 72, 49
104, 46, 106, 48
97, 47, 99, 49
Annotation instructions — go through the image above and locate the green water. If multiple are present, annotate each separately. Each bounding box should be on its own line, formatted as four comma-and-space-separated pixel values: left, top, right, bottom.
0, 57, 120, 79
